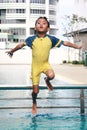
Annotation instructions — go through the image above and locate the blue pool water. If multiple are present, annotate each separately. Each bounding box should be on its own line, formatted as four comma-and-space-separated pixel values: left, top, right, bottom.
0, 89, 87, 130
0, 108, 87, 130
0, 65, 87, 130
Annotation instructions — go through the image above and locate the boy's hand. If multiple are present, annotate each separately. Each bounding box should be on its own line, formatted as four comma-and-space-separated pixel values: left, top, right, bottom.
5, 51, 13, 57
78, 44, 83, 49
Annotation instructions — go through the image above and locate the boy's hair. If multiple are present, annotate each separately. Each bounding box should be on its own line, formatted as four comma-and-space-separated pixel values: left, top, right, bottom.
35, 17, 50, 28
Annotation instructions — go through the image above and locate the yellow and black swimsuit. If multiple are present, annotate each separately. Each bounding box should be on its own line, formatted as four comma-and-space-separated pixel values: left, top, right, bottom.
25, 34, 64, 85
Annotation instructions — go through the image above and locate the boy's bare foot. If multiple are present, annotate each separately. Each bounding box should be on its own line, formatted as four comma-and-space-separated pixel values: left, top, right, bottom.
32, 103, 37, 115
44, 77, 53, 91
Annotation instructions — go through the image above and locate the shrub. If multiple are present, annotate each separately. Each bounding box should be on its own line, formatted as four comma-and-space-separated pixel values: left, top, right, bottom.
63, 60, 67, 63
72, 60, 79, 64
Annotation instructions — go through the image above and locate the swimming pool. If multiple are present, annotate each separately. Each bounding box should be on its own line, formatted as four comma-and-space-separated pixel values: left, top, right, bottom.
0, 89, 87, 130
0, 65, 87, 130
0, 108, 87, 130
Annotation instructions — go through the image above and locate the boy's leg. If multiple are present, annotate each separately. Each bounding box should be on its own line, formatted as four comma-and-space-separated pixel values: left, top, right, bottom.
32, 85, 39, 114
44, 69, 55, 91
44, 77, 53, 91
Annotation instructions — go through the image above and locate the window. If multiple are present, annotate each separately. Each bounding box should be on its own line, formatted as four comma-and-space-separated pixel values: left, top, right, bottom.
30, 0, 45, 4
30, 9, 45, 14
49, 10, 56, 15
0, 0, 25, 3
1, 19, 26, 24
16, 9, 25, 13
10, 28, 26, 35
0, 38, 6, 42
49, 20, 56, 25
30, 28, 34, 34
49, 29, 56, 35
6, 9, 25, 13
49, 0, 56, 5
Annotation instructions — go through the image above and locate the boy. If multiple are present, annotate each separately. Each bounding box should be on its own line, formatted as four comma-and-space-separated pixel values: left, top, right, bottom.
6, 17, 82, 115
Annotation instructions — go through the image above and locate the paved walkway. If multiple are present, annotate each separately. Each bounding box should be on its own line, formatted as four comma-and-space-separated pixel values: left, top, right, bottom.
52, 64, 87, 84
1, 49, 87, 85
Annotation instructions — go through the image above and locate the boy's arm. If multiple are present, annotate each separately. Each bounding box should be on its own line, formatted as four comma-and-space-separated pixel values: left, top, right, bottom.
6, 42, 26, 57
63, 41, 82, 49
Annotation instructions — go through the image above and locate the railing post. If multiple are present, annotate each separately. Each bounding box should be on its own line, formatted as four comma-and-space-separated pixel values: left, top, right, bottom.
80, 89, 85, 115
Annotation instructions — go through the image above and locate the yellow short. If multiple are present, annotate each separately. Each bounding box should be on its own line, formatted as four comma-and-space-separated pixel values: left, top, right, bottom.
31, 62, 52, 85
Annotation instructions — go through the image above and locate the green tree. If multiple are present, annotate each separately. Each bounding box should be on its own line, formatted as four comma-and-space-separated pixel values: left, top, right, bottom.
62, 14, 87, 62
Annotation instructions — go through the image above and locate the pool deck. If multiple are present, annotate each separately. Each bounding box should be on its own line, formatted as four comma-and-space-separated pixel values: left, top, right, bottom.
0, 49, 87, 85
52, 64, 87, 84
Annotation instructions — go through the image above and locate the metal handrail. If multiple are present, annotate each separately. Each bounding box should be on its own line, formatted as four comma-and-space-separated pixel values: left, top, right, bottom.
0, 85, 87, 90
0, 85, 87, 115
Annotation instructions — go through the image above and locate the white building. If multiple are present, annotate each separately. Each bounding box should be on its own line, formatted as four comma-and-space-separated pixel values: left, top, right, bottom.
0, 0, 58, 48
74, 0, 87, 18
73, 0, 87, 30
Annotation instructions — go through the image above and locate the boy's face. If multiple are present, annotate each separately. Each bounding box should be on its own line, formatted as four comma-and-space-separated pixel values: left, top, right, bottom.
35, 18, 49, 34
